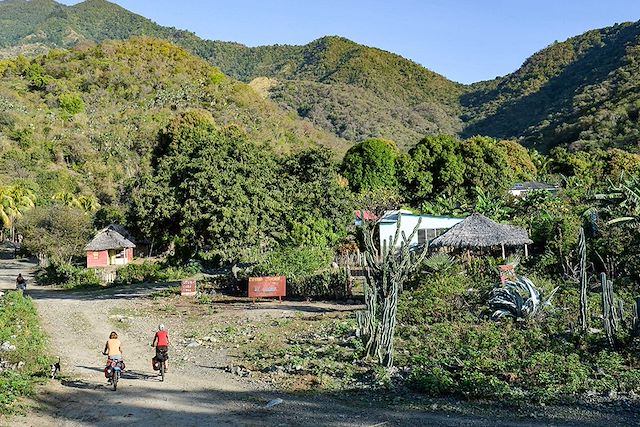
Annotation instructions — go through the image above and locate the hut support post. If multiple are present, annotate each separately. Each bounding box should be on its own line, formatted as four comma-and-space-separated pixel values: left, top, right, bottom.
524, 244, 529, 258
501, 243, 506, 259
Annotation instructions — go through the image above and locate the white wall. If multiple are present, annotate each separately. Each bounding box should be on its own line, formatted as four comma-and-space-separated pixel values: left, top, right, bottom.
378, 214, 463, 252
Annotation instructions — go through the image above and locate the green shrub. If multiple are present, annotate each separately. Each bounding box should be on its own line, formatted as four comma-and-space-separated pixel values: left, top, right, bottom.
458, 370, 514, 399
23, 63, 51, 90
0, 292, 49, 413
114, 260, 199, 285
398, 273, 477, 324
290, 270, 347, 298
253, 246, 346, 298
114, 262, 164, 284
36, 262, 101, 289
408, 366, 454, 395
58, 93, 85, 115
254, 246, 333, 282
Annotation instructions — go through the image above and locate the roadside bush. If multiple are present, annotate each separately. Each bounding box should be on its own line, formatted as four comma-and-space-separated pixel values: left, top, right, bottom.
254, 246, 333, 283
36, 262, 101, 289
253, 246, 347, 298
0, 292, 49, 413
393, 268, 640, 403
289, 270, 347, 298
114, 260, 199, 285
114, 262, 165, 284
398, 273, 478, 324
408, 366, 455, 395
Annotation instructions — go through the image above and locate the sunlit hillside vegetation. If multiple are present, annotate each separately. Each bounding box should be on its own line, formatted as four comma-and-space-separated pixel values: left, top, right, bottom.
2, 1, 640, 152
0, 37, 346, 206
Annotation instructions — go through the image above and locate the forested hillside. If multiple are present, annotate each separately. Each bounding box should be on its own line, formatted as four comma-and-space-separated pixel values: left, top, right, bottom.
1, 0, 640, 152
462, 21, 640, 152
0, 37, 346, 207
0, 0, 464, 149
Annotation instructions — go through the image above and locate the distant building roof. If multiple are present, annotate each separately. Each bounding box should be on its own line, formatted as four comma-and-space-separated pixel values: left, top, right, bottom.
354, 211, 378, 221
104, 224, 135, 243
510, 182, 558, 191
85, 228, 136, 251
378, 209, 462, 224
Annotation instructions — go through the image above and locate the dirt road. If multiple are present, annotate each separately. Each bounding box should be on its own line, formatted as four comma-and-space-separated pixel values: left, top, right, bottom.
1, 257, 637, 426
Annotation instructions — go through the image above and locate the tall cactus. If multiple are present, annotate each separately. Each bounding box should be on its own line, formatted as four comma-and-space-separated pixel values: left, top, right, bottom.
578, 227, 588, 331
601, 272, 617, 346
356, 214, 426, 368
632, 298, 640, 336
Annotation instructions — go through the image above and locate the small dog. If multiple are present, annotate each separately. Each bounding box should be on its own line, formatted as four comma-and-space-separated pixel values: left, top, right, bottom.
50, 357, 60, 379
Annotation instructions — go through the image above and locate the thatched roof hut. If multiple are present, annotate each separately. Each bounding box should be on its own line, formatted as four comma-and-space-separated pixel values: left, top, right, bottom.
430, 213, 532, 256
85, 229, 135, 251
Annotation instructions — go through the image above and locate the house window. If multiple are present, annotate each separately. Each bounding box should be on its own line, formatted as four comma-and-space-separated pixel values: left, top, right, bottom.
418, 229, 427, 244
93, 252, 99, 259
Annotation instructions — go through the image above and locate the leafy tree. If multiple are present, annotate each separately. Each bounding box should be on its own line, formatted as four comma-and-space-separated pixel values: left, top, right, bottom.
400, 134, 463, 205
18, 204, 93, 265
130, 111, 285, 262
281, 148, 352, 248
132, 111, 353, 264
341, 138, 400, 193
93, 206, 126, 229
22, 62, 51, 90
400, 135, 534, 208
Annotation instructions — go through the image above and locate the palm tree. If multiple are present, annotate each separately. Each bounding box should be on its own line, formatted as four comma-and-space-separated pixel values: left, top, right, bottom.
0, 185, 36, 241
76, 195, 100, 212
52, 191, 80, 208
52, 192, 100, 212
0, 187, 17, 229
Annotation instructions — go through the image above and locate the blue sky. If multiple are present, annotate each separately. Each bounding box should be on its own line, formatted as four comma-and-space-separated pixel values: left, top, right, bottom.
59, 0, 640, 84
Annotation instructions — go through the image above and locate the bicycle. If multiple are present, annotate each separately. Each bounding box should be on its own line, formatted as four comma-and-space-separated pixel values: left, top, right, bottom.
152, 348, 168, 382
104, 356, 125, 391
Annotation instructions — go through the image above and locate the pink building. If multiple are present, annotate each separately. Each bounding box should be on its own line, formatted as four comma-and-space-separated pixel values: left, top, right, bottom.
85, 226, 135, 268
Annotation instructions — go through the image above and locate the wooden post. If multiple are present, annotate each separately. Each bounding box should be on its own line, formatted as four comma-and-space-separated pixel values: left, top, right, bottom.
524, 244, 529, 258
501, 243, 506, 259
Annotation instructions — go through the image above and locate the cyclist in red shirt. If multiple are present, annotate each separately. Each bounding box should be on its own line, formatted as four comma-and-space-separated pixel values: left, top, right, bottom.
152, 324, 170, 372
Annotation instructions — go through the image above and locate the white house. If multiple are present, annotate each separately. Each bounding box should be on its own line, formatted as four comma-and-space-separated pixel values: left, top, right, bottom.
377, 210, 463, 253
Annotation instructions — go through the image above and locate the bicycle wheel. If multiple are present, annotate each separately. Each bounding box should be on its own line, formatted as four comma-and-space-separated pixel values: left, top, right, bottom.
112, 370, 119, 391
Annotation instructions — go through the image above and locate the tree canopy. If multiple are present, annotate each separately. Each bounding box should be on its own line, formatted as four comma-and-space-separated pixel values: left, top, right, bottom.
130, 111, 352, 263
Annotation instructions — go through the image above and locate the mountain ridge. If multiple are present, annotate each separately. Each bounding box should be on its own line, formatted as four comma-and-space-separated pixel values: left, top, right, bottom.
1, 0, 640, 152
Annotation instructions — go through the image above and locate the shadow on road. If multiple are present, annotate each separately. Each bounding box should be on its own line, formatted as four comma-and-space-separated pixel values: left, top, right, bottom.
26, 281, 179, 302
76, 366, 157, 382
60, 379, 102, 390
14, 382, 639, 427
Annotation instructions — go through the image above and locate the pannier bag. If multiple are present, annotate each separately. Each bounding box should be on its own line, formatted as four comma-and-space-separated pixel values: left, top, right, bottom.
152, 357, 161, 371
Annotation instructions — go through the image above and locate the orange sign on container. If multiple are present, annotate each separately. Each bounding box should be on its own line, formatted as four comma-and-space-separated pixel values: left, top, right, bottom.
248, 276, 286, 301
181, 279, 197, 296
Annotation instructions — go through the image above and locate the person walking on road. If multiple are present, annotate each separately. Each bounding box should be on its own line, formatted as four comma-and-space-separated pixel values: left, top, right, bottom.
16, 273, 26, 291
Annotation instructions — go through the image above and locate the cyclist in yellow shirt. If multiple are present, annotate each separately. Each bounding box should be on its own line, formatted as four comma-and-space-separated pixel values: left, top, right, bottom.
102, 331, 123, 383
